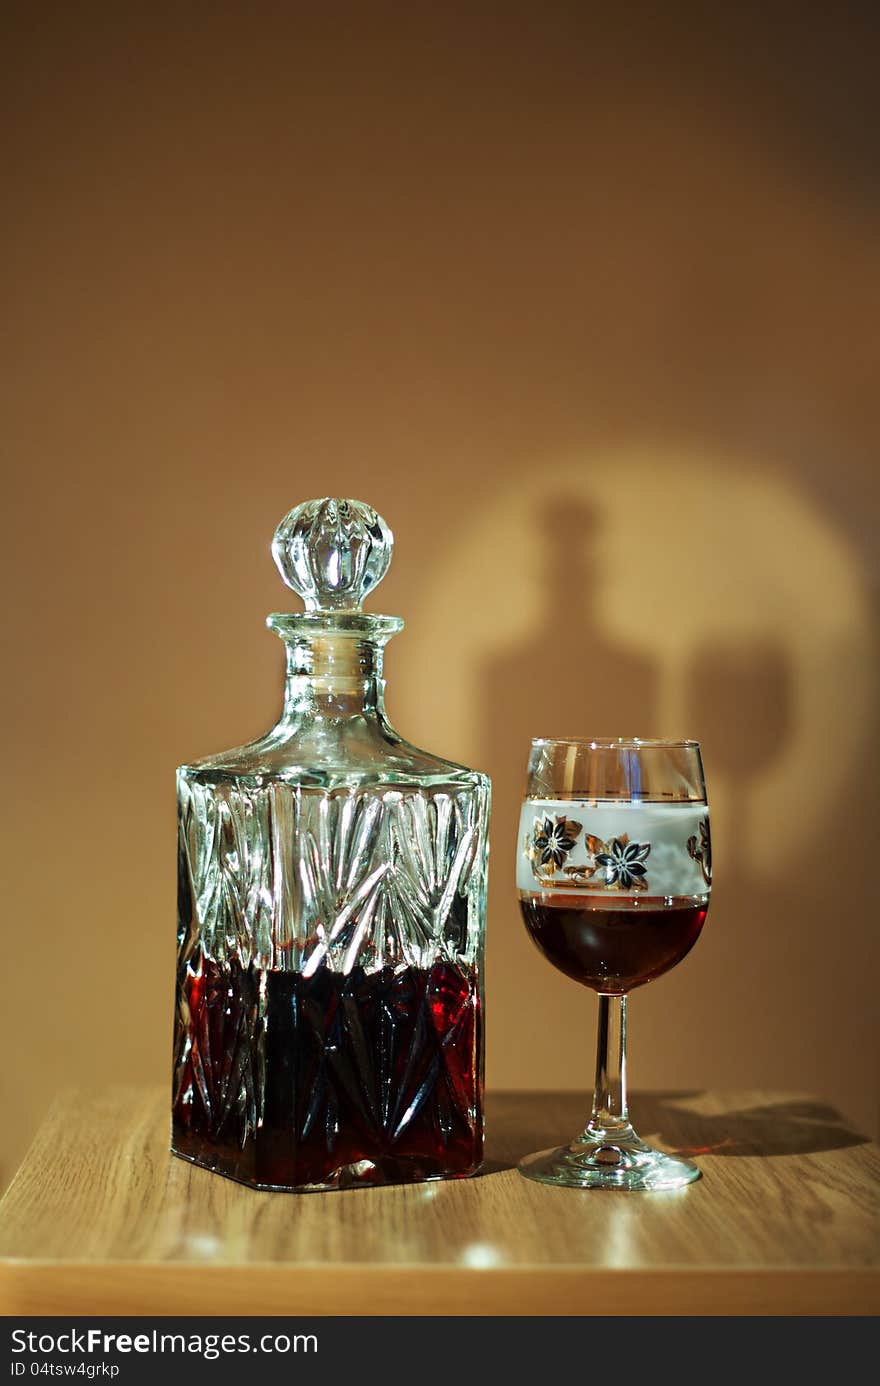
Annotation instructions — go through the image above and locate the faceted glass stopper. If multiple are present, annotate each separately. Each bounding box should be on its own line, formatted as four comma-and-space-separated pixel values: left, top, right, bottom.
272, 497, 393, 612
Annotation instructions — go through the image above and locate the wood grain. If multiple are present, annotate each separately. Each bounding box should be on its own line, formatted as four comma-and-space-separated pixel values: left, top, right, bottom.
0, 1088, 877, 1315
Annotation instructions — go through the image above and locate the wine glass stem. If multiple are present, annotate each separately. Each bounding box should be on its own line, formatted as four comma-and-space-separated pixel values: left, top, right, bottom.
586, 994, 635, 1142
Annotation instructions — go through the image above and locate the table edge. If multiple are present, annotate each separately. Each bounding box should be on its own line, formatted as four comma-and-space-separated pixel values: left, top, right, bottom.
2, 1263, 878, 1318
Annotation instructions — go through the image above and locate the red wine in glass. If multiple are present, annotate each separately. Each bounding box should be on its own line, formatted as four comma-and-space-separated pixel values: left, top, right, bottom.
519, 892, 707, 994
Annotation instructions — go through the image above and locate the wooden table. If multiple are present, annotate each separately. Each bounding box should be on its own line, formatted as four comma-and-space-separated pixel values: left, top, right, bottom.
0, 1088, 877, 1316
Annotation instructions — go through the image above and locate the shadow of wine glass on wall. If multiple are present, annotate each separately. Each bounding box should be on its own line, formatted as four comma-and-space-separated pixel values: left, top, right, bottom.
685, 635, 794, 840
405, 456, 880, 1144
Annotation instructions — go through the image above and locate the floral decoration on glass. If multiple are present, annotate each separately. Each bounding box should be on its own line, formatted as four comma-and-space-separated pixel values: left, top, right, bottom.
527, 815, 583, 879
563, 834, 651, 891
687, 818, 712, 886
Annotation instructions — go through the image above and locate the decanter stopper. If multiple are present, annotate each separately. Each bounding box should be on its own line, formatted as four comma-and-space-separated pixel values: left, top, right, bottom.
272, 498, 393, 613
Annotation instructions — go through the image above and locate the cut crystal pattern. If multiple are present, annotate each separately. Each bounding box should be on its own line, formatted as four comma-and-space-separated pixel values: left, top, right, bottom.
173, 779, 488, 1189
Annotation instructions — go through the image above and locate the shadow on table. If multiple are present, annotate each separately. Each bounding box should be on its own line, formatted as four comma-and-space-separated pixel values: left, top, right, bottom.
642, 1093, 870, 1159
482, 1091, 869, 1172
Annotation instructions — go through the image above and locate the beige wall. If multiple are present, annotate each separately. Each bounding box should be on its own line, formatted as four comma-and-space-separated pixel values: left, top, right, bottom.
2, 4, 878, 1186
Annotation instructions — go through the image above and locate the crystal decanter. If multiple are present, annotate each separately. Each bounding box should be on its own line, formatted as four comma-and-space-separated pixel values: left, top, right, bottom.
172, 498, 490, 1190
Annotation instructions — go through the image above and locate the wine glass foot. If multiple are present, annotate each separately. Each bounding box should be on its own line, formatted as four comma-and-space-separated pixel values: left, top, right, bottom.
518, 1131, 701, 1191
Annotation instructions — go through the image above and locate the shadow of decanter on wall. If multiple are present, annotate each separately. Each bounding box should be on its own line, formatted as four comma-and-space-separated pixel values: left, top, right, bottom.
482, 494, 661, 863
480, 495, 661, 1084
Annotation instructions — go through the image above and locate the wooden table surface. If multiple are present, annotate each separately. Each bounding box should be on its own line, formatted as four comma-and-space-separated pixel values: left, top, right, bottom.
0, 1088, 877, 1316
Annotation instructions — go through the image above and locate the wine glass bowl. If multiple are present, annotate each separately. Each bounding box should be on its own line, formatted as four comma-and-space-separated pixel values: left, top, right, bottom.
516, 737, 711, 1191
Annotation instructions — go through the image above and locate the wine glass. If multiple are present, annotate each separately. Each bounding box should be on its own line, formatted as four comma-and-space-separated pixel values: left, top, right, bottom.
516, 737, 711, 1190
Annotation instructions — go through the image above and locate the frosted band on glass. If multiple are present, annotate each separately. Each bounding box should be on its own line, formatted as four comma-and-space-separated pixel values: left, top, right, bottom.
517, 800, 711, 897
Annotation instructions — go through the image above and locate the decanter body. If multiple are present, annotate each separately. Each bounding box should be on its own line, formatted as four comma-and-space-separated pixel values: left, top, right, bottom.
172, 499, 490, 1190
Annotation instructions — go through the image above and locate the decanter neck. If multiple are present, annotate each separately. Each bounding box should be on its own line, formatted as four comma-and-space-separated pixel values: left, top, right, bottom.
281, 635, 386, 719
268, 613, 403, 724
